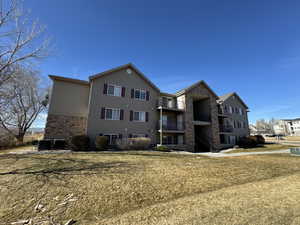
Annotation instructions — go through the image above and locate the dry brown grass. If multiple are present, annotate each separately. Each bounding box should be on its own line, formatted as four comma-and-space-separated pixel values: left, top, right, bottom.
226, 144, 295, 153
285, 136, 300, 141
0, 151, 299, 224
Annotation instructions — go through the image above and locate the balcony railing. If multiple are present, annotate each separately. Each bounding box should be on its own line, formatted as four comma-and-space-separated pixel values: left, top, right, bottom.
157, 98, 185, 111
219, 125, 233, 133
157, 122, 185, 131
218, 108, 229, 115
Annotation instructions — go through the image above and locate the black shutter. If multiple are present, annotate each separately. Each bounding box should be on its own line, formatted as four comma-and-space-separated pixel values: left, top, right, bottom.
101, 107, 106, 119
121, 87, 126, 97
130, 110, 133, 121
146, 91, 150, 101
103, 83, 108, 95
131, 89, 134, 98
120, 109, 124, 120
146, 112, 149, 122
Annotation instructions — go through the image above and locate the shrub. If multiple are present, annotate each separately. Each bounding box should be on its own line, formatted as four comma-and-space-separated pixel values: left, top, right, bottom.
32, 140, 39, 146
38, 140, 52, 151
254, 135, 265, 144
71, 135, 90, 151
155, 145, 169, 151
53, 139, 67, 149
128, 137, 151, 150
116, 138, 130, 150
237, 137, 258, 148
95, 136, 108, 150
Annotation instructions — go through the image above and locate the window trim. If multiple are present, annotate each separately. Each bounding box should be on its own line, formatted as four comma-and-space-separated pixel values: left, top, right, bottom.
105, 108, 121, 120
133, 111, 146, 122
134, 88, 146, 100
107, 84, 122, 97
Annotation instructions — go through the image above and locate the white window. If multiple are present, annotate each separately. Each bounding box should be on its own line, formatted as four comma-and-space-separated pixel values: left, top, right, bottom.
105, 108, 120, 120
229, 106, 233, 114
134, 89, 146, 100
104, 134, 118, 144
133, 111, 145, 122
108, 84, 121, 97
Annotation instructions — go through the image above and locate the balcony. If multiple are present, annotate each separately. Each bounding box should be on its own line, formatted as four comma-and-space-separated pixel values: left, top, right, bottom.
157, 98, 184, 112
219, 125, 234, 133
157, 122, 185, 133
218, 107, 229, 117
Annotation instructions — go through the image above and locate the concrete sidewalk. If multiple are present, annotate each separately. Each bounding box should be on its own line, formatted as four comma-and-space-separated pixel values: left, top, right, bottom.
173, 149, 291, 157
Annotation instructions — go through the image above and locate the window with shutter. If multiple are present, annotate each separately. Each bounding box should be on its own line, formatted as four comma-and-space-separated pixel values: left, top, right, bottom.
121, 87, 126, 97
104, 108, 120, 120
103, 84, 108, 94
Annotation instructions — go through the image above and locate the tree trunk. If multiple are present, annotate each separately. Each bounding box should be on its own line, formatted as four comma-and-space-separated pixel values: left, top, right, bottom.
15, 133, 25, 145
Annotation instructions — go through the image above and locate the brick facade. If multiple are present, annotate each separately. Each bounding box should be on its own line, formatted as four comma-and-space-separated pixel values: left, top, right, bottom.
183, 83, 220, 152
44, 114, 87, 143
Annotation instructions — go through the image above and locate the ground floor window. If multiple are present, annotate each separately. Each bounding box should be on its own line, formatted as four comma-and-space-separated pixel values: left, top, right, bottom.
104, 134, 119, 145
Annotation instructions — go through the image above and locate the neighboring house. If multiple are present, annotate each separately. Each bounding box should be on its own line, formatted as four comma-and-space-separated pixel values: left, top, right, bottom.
249, 124, 258, 135
45, 63, 250, 152
274, 118, 300, 136
217, 93, 250, 148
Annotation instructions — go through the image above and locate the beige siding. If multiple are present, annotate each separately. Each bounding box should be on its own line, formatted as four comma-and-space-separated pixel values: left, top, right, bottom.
86, 69, 159, 143
48, 80, 90, 117
222, 95, 249, 137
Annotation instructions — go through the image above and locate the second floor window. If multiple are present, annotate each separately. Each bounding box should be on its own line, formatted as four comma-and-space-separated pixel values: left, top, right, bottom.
101, 107, 124, 120
106, 108, 120, 120
130, 110, 149, 122
134, 111, 145, 121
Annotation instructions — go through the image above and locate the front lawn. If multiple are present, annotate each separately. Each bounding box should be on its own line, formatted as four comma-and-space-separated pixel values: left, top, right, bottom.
225, 144, 295, 154
0, 151, 300, 224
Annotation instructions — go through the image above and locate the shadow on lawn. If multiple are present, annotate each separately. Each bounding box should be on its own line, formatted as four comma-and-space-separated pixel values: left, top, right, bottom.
0, 154, 135, 177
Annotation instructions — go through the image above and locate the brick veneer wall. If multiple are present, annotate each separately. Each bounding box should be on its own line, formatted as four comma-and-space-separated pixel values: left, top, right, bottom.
44, 114, 87, 143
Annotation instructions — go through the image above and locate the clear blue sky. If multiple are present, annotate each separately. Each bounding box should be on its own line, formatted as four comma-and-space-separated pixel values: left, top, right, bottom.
25, 0, 300, 127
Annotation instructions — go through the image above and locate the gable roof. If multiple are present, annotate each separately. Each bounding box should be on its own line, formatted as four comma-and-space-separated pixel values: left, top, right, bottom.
89, 63, 160, 92
218, 92, 249, 109
175, 80, 219, 98
49, 75, 90, 86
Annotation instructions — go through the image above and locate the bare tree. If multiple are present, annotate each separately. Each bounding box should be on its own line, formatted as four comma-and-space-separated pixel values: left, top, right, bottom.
0, 67, 48, 144
0, 0, 49, 87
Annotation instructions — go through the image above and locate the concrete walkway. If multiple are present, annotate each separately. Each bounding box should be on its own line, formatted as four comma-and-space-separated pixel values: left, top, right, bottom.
173, 149, 292, 157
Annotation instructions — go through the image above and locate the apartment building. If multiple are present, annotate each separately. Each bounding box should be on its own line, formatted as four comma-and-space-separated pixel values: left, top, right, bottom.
217, 93, 250, 148
45, 63, 250, 152
274, 118, 300, 136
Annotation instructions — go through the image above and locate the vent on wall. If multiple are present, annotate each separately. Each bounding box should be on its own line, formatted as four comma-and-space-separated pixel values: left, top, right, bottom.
126, 69, 132, 74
